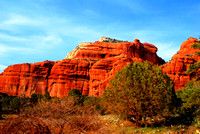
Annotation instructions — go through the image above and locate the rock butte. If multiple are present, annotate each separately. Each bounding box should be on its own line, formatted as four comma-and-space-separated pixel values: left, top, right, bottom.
161, 37, 200, 90
0, 37, 199, 97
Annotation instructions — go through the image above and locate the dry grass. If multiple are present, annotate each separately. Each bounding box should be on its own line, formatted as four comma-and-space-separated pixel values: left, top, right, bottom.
0, 97, 199, 134
0, 115, 51, 134
0, 97, 109, 134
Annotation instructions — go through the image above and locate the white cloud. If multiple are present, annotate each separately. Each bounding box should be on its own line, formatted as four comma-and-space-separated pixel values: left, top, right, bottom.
154, 42, 179, 61
0, 44, 36, 56
0, 64, 7, 73
0, 33, 63, 57
0, 13, 102, 42
3, 14, 43, 26
0, 33, 27, 42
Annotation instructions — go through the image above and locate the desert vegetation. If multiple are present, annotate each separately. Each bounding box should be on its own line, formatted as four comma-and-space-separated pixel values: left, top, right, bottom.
0, 62, 200, 133
101, 61, 176, 127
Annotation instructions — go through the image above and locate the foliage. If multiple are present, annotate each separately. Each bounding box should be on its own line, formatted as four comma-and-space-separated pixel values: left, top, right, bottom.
187, 38, 200, 76
9, 97, 21, 112
30, 93, 43, 105
176, 80, 200, 125
191, 38, 200, 49
1, 115, 51, 134
30, 91, 51, 105
101, 61, 176, 126
191, 43, 200, 49
185, 54, 193, 57
43, 90, 51, 101
1, 95, 18, 113
67, 88, 85, 106
185, 61, 200, 75
68, 88, 82, 98
83, 96, 104, 114
21, 97, 105, 134
195, 51, 200, 56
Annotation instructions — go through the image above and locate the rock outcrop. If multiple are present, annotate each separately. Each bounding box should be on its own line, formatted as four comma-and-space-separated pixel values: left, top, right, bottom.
1, 37, 199, 97
161, 37, 200, 90
0, 37, 165, 97
0, 61, 55, 96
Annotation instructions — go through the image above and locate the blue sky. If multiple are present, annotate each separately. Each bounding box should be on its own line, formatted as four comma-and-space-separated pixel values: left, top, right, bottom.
0, 0, 199, 72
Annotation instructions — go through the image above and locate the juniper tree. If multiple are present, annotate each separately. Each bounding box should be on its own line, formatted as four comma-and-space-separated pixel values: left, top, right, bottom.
101, 61, 176, 126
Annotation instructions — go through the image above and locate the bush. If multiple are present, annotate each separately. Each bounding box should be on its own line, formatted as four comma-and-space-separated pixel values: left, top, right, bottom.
9, 97, 21, 113
43, 90, 51, 101
30, 93, 43, 105
191, 43, 200, 49
185, 61, 200, 76
68, 88, 85, 106
176, 81, 200, 125
22, 97, 106, 133
1, 115, 51, 134
68, 88, 82, 98
101, 61, 177, 126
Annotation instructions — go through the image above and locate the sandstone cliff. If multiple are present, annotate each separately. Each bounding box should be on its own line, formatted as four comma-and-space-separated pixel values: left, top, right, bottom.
161, 37, 200, 90
1, 37, 199, 97
0, 37, 165, 97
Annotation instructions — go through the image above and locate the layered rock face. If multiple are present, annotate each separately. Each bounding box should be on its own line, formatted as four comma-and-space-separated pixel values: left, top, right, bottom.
161, 37, 199, 90
0, 61, 55, 96
1, 37, 198, 97
0, 37, 165, 97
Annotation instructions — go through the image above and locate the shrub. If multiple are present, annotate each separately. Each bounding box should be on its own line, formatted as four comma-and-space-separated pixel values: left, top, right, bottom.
195, 51, 200, 56
101, 61, 176, 126
176, 81, 200, 125
68, 88, 82, 97
191, 43, 200, 49
43, 90, 51, 101
68, 88, 85, 106
22, 97, 106, 133
1, 115, 51, 134
185, 61, 200, 78
9, 97, 21, 113
30, 93, 43, 105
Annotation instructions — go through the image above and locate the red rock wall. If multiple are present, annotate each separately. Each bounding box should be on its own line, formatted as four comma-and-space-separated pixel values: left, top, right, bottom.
161, 37, 200, 90
0, 61, 55, 97
2, 37, 197, 97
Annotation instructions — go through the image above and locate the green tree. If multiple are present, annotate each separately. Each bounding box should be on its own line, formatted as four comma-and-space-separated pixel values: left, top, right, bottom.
10, 97, 21, 113
186, 61, 200, 79
43, 90, 51, 101
2, 95, 15, 110
176, 81, 200, 125
101, 61, 176, 126
68, 88, 85, 105
68, 88, 82, 98
186, 37, 200, 77
30, 93, 43, 104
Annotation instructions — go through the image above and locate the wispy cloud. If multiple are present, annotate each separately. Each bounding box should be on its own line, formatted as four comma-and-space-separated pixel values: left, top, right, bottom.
0, 64, 7, 73
155, 42, 179, 61
0, 0, 198, 70
0, 33, 27, 42
3, 14, 41, 26
0, 11, 104, 69
0, 43, 35, 56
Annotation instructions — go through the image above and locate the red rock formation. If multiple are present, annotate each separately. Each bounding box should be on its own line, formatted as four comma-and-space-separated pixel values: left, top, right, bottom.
0, 61, 54, 97
0, 37, 165, 97
161, 37, 199, 90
